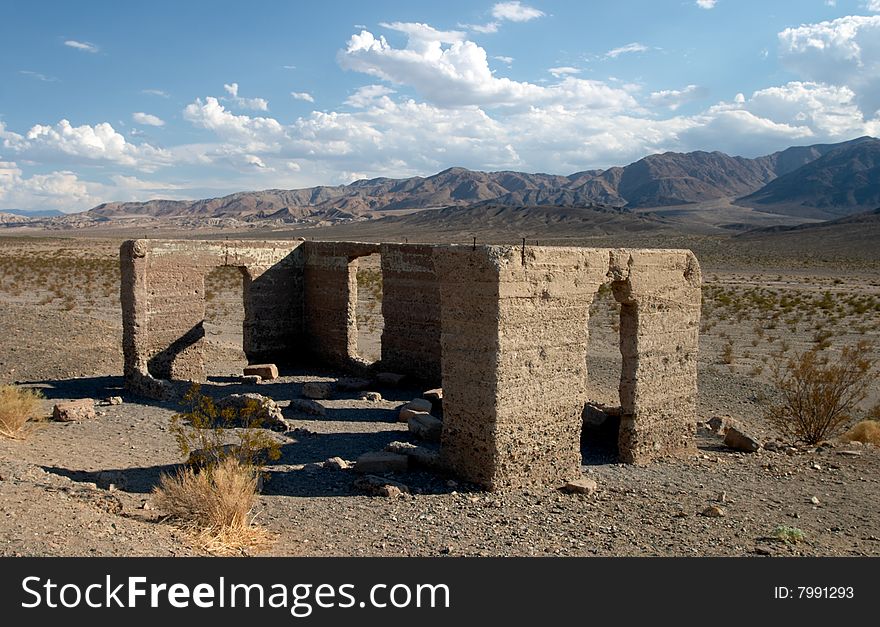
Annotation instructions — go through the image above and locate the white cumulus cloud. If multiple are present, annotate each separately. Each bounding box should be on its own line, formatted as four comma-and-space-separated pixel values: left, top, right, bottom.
696, 0, 717, 9
649, 85, 706, 110
491, 2, 545, 22
132, 112, 165, 127
778, 15, 880, 115
291, 91, 315, 102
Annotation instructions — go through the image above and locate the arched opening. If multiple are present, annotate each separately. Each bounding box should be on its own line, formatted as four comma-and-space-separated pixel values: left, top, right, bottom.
203, 265, 248, 378
354, 253, 383, 364
582, 281, 623, 464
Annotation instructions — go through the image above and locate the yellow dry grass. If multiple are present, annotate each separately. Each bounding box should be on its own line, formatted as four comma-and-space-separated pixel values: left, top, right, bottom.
152, 456, 272, 556
0, 384, 42, 439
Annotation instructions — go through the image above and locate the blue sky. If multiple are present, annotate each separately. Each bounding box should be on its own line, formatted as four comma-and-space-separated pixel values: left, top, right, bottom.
2, 0, 880, 212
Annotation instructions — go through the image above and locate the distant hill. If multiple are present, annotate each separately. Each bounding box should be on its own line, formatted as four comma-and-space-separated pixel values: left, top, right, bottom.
736, 206, 880, 260
0, 209, 65, 218
739, 137, 880, 219
2, 135, 872, 230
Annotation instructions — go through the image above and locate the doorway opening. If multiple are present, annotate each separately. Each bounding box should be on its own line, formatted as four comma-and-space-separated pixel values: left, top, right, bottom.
582, 282, 623, 464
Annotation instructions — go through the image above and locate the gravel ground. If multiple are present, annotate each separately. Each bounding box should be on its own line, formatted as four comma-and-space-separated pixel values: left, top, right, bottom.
0, 237, 878, 557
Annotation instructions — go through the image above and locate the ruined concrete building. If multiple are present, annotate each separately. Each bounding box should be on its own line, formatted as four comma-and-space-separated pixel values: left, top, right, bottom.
120, 239, 702, 490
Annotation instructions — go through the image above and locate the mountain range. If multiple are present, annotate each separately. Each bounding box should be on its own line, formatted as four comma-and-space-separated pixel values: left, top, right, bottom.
2, 136, 878, 229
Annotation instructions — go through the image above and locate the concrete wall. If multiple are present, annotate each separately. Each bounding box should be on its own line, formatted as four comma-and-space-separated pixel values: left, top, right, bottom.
302, 241, 379, 368
120, 239, 701, 487
120, 239, 304, 397
435, 245, 701, 489
380, 243, 442, 384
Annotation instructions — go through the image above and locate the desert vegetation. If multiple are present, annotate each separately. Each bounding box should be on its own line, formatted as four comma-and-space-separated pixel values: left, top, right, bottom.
0, 384, 42, 438
152, 384, 280, 555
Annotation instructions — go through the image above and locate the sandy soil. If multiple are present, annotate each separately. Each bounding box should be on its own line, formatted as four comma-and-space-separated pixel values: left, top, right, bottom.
0, 235, 878, 557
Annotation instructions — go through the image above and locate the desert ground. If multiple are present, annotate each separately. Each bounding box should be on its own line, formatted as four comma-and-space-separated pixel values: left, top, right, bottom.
0, 231, 878, 557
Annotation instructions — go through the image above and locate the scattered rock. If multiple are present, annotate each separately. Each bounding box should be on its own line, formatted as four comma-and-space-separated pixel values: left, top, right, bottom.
404, 398, 433, 413
422, 388, 443, 403
560, 477, 598, 495
302, 381, 333, 400
241, 375, 261, 385
707, 415, 731, 435
216, 393, 289, 430
838, 450, 862, 457
243, 363, 278, 381
337, 378, 371, 391
95, 470, 125, 491
358, 391, 383, 402
52, 399, 96, 422
105, 396, 123, 406
715, 491, 727, 503
754, 547, 772, 556
353, 474, 409, 497
701, 505, 725, 518
408, 413, 443, 442
288, 398, 327, 417
355, 451, 408, 474
376, 372, 406, 386
325, 457, 352, 470
384, 441, 443, 470
724, 424, 762, 453
810, 496, 820, 505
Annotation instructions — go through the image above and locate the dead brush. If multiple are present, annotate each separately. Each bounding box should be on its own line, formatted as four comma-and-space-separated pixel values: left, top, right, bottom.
152, 456, 271, 555
153, 384, 279, 555
0, 384, 43, 438
843, 419, 880, 446
764, 341, 878, 444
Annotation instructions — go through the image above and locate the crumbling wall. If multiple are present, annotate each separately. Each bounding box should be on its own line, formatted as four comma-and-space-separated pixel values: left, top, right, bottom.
435, 245, 701, 489
609, 249, 702, 464
302, 241, 379, 368
435, 245, 609, 489
380, 243, 442, 383
120, 239, 304, 397
121, 238, 701, 487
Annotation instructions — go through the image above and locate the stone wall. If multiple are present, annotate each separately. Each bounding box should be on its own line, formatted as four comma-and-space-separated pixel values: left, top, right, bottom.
380, 243, 442, 383
120, 239, 701, 488
434, 245, 701, 489
302, 241, 379, 368
120, 239, 304, 397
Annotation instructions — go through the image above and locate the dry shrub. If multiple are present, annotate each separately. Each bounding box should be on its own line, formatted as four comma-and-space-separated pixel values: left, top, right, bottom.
843, 420, 880, 446
765, 341, 877, 444
153, 456, 271, 555
154, 384, 279, 555
0, 384, 42, 438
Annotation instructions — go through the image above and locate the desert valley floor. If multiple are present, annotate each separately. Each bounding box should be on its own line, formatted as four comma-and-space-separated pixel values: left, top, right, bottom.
0, 232, 878, 557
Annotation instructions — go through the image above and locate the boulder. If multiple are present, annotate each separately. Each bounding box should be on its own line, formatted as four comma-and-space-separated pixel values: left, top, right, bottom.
287, 398, 327, 417
404, 398, 432, 413
353, 474, 409, 497
243, 364, 278, 381
240, 375, 261, 385
560, 477, 598, 496
355, 451, 408, 474
398, 406, 427, 422
384, 441, 443, 470
52, 399, 96, 422
408, 413, 443, 442
337, 378, 371, 391
325, 456, 352, 470
216, 393, 288, 431
302, 381, 333, 400
376, 372, 406, 386
359, 391, 383, 402
106, 396, 123, 406
422, 388, 443, 403
724, 424, 762, 453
